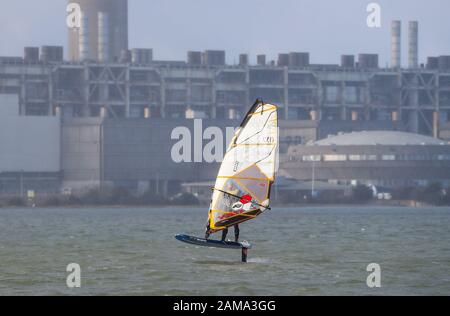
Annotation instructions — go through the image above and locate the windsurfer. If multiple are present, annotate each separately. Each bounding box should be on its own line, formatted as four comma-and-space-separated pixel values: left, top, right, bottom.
205, 194, 253, 241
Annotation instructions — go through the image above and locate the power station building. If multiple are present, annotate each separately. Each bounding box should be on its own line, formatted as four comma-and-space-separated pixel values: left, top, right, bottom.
284, 131, 450, 188
1, 0, 450, 196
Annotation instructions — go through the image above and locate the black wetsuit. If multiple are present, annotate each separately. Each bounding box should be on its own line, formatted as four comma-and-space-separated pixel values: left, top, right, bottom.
221, 224, 240, 242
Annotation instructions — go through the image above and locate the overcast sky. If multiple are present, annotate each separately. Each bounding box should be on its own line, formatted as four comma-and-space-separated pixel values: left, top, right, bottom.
0, 0, 448, 66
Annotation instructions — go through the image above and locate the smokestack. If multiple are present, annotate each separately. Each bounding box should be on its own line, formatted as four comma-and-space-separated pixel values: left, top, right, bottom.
98, 12, 110, 62
68, 0, 128, 62
391, 20, 401, 68
79, 12, 90, 61
408, 21, 419, 68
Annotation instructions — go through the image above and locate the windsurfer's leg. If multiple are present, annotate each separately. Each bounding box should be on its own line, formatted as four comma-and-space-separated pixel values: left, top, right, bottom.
205, 224, 211, 239
221, 228, 228, 241
234, 224, 240, 242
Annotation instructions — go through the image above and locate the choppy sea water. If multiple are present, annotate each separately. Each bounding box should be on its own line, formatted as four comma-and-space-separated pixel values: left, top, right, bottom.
0, 206, 449, 296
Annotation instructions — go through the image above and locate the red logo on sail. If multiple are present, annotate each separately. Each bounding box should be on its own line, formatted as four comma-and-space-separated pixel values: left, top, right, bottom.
218, 194, 253, 220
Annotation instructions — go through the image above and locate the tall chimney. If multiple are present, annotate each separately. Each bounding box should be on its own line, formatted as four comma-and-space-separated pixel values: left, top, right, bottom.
68, 0, 128, 62
408, 21, 419, 68
78, 12, 90, 61
98, 12, 110, 62
391, 20, 401, 68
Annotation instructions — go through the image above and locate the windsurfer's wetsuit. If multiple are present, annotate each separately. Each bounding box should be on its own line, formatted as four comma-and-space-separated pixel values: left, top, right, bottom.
221, 224, 240, 242
205, 223, 240, 243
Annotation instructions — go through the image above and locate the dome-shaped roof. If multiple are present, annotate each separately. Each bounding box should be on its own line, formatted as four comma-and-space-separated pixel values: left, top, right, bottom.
313, 131, 448, 146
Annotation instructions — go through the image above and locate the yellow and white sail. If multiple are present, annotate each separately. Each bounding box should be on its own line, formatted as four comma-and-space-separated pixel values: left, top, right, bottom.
207, 100, 278, 232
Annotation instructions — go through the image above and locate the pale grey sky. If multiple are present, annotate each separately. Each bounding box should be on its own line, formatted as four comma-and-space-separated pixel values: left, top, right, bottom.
0, 0, 449, 65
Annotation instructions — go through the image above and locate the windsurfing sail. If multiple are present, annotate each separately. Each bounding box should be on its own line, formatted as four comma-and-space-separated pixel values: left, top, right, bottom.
207, 100, 278, 233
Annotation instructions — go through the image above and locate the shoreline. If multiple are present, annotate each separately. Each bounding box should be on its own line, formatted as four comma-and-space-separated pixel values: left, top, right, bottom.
1, 203, 450, 210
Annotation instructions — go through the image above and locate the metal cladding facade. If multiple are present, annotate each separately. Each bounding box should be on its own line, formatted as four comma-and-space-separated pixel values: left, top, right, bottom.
68, 0, 128, 62
0, 94, 60, 194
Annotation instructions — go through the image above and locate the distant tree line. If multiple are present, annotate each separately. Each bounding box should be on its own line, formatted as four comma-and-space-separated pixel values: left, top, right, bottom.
0, 188, 200, 208
391, 182, 450, 206
275, 185, 374, 205
1, 182, 449, 208
274, 183, 450, 206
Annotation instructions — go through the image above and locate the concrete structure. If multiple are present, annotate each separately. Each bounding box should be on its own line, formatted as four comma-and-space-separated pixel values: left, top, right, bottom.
68, 0, 128, 62
283, 131, 450, 188
391, 20, 401, 68
0, 94, 60, 194
409, 21, 419, 69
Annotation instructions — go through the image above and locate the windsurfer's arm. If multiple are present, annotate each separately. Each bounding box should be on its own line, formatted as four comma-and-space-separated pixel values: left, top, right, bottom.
213, 188, 272, 211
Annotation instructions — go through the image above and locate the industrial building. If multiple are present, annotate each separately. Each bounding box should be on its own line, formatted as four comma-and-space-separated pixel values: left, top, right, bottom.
284, 131, 450, 188
1, 0, 450, 197
0, 95, 60, 194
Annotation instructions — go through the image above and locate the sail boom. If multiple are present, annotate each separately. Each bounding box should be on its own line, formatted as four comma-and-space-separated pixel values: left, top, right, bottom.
212, 188, 272, 211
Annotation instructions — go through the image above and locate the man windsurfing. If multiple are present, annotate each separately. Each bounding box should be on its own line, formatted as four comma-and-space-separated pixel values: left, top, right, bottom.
205, 193, 254, 242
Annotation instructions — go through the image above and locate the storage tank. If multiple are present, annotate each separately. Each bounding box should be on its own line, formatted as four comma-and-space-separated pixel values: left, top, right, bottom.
341, 55, 355, 68
187, 51, 202, 65
119, 49, 131, 63
277, 54, 289, 67
426, 57, 439, 70
358, 54, 379, 68
24, 47, 40, 63
131, 49, 153, 64
68, 0, 128, 62
438, 56, 450, 70
40, 46, 64, 63
289, 52, 310, 67
257, 54, 266, 66
203, 50, 226, 66
239, 54, 249, 66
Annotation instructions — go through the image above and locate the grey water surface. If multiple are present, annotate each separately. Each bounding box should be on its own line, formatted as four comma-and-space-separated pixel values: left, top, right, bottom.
0, 206, 449, 296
